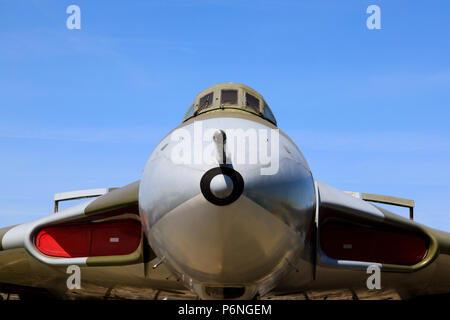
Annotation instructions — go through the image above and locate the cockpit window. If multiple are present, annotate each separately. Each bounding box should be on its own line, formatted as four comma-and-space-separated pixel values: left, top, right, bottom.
184, 103, 195, 119
263, 102, 276, 124
221, 90, 238, 105
198, 92, 214, 112
245, 93, 260, 113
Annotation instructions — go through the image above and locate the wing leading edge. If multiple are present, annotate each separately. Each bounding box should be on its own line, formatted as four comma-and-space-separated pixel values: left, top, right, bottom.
275, 181, 450, 298
0, 181, 185, 299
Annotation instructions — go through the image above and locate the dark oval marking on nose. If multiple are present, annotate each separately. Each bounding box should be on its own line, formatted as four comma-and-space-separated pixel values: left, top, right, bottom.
200, 167, 244, 206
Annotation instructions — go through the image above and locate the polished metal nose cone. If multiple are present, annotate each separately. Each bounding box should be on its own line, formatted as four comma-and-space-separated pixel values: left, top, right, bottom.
209, 174, 234, 199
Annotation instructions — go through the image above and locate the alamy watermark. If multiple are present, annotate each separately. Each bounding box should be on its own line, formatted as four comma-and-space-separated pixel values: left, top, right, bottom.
366, 5, 381, 30
169, 121, 280, 175
66, 265, 81, 290
366, 264, 381, 290
66, 5, 81, 30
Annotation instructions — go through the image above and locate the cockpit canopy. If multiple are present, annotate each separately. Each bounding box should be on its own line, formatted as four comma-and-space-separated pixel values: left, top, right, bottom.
182, 83, 277, 125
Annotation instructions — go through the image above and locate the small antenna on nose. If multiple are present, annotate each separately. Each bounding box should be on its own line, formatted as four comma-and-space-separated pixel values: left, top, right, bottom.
152, 256, 165, 269
213, 130, 227, 165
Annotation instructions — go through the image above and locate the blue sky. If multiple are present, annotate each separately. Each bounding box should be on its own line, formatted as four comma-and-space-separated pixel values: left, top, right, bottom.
0, 0, 449, 230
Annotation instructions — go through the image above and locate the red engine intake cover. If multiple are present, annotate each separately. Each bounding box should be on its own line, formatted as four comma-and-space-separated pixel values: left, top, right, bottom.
320, 222, 427, 265
35, 220, 141, 258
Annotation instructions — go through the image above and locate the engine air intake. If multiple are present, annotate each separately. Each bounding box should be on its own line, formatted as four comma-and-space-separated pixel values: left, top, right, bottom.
35, 220, 141, 258
320, 222, 427, 265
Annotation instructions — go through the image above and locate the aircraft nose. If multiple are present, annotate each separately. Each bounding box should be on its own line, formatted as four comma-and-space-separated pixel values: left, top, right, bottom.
139, 161, 312, 296
139, 118, 317, 298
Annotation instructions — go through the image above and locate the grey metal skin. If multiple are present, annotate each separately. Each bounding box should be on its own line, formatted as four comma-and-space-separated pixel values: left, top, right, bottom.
2, 83, 450, 299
